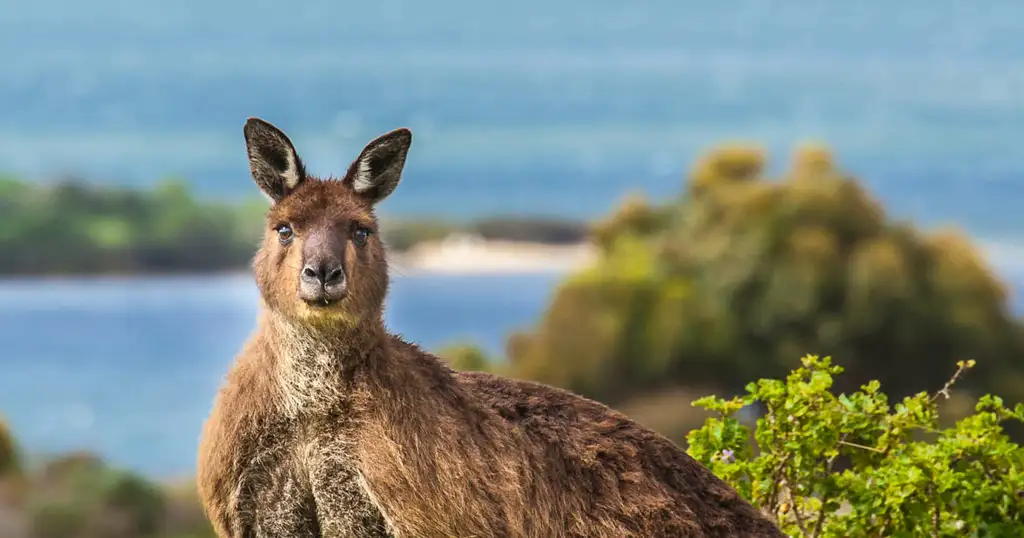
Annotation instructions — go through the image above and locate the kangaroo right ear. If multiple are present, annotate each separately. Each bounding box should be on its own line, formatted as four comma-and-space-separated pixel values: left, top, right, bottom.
243, 118, 307, 203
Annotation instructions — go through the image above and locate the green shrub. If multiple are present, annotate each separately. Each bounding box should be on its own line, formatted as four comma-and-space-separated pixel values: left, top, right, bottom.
686, 355, 1024, 537
507, 144, 1024, 412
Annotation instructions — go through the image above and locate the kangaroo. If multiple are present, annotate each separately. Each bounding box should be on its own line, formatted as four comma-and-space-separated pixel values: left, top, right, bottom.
196, 117, 786, 538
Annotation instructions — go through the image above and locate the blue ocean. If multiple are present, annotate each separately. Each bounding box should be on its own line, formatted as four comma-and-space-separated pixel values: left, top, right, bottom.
2, 0, 1024, 477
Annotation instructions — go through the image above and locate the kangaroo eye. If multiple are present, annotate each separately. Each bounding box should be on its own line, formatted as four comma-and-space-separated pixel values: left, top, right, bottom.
353, 227, 372, 247
275, 224, 294, 244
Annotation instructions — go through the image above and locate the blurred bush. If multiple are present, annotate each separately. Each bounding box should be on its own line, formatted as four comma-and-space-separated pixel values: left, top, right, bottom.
26, 452, 180, 538
0, 176, 264, 275
0, 434, 215, 538
0, 415, 19, 478
158, 480, 218, 538
437, 341, 521, 379
0, 415, 27, 537
506, 144, 1024, 434
688, 355, 1024, 537
437, 341, 496, 372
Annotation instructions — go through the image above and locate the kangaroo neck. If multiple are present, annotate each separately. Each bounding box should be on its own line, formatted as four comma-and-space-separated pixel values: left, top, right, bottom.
263, 309, 389, 416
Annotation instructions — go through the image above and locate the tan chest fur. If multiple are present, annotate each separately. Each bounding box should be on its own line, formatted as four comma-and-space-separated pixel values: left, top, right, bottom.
303, 423, 393, 537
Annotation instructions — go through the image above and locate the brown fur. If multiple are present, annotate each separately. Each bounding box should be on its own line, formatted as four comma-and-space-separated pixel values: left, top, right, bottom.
196, 118, 785, 537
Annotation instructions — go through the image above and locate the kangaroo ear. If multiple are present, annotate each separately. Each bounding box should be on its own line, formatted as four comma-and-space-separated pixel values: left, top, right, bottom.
345, 128, 412, 205
243, 117, 307, 203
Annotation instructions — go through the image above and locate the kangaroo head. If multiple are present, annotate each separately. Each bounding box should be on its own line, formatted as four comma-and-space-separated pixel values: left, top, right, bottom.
243, 117, 412, 326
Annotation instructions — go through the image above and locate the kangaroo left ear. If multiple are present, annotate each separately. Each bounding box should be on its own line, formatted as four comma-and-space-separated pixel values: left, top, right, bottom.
344, 128, 412, 205
243, 117, 307, 203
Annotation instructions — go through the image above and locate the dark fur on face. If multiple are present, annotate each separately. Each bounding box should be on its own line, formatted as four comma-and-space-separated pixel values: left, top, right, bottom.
197, 118, 786, 538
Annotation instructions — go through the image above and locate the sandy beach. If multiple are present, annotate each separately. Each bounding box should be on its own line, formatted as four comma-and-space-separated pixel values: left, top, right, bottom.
390, 236, 1024, 278
390, 233, 597, 276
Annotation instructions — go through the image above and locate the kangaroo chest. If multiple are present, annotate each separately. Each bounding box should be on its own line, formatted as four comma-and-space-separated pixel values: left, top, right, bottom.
236, 421, 392, 538
305, 427, 393, 538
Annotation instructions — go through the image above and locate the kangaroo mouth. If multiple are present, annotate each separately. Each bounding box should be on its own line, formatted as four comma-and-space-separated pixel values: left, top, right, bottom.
298, 286, 348, 307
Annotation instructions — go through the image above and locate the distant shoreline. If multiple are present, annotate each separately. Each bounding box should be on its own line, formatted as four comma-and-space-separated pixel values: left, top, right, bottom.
8, 237, 1024, 281
7, 237, 1024, 282
0, 237, 596, 281
0, 175, 593, 278
391, 235, 597, 275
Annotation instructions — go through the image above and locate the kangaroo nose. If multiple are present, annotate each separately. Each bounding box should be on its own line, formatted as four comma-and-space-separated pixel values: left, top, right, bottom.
301, 261, 344, 287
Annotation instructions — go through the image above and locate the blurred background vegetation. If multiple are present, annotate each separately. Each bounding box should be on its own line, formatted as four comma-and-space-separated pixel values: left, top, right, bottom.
0, 176, 262, 276
442, 144, 1024, 445
0, 417, 213, 538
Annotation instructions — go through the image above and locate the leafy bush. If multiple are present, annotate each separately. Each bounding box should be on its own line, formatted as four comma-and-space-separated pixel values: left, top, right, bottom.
506, 144, 1024, 415
687, 355, 1024, 537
